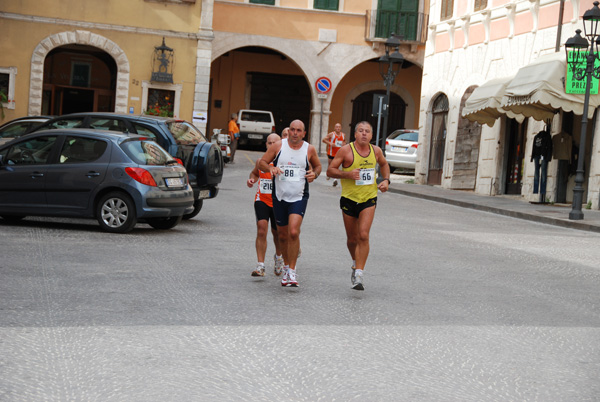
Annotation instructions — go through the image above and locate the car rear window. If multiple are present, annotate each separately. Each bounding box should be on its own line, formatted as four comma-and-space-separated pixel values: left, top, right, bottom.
121, 139, 173, 165
389, 131, 418, 142
167, 121, 207, 145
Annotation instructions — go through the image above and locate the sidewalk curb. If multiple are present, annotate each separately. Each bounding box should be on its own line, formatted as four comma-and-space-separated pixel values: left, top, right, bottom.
388, 186, 600, 234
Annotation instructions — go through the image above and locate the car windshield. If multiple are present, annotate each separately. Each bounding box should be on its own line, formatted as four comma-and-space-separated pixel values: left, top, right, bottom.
121, 139, 173, 165
167, 121, 207, 145
388, 131, 418, 142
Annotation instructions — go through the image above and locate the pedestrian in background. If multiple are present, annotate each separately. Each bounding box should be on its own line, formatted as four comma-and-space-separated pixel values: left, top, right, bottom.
322, 122, 346, 187
281, 127, 289, 139
228, 113, 240, 163
326, 121, 390, 290
247, 133, 284, 277
259, 120, 321, 287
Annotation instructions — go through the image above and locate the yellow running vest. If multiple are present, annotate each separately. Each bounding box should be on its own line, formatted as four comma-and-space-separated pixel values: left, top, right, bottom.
341, 143, 378, 203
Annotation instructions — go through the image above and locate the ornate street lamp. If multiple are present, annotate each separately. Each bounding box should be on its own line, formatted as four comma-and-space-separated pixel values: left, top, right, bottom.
151, 37, 174, 83
564, 1, 600, 220
377, 34, 405, 154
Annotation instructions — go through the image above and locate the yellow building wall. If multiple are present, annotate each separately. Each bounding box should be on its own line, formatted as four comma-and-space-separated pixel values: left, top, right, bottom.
1, 1, 202, 122
2, 0, 201, 34
214, 3, 367, 45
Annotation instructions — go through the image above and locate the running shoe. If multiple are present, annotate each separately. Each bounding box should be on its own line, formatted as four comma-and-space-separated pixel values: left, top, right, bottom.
281, 267, 289, 286
274, 255, 284, 276
352, 270, 364, 290
287, 269, 298, 287
351, 266, 356, 285
251, 264, 265, 277
333, 179, 338, 187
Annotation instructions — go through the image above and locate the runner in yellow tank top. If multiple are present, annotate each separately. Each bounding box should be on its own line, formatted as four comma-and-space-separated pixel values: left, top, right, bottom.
326, 121, 390, 291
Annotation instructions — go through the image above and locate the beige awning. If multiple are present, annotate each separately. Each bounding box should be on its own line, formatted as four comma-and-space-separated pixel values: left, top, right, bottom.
501, 52, 600, 121
462, 75, 523, 127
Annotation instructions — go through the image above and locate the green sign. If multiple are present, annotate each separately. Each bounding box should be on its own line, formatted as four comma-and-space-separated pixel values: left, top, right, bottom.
566, 51, 599, 95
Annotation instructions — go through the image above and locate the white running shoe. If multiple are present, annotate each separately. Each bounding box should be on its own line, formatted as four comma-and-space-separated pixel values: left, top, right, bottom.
281, 267, 290, 286
274, 254, 284, 276
352, 270, 364, 290
287, 269, 298, 287
251, 264, 265, 277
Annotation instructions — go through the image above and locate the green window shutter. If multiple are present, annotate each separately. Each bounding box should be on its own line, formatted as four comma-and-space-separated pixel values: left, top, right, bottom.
250, 0, 275, 5
314, 0, 339, 10
375, 0, 419, 40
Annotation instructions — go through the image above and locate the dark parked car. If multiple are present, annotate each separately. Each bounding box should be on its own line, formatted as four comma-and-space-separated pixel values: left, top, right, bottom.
0, 115, 53, 145
0, 129, 194, 233
32, 113, 223, 219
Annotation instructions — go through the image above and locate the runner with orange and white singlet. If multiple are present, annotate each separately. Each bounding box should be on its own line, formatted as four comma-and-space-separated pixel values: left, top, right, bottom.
247, 133, 284, 277
321, 123, 346, 187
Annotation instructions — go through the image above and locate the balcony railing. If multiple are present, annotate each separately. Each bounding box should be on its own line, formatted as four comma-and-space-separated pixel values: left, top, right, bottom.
365, 9, 429, 44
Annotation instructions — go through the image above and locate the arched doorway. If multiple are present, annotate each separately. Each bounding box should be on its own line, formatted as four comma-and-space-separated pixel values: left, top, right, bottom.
42, 45, 117, 115
350, 90, 406, 142
209, 46, 311, 144
427, 94, 449, 185
452, 86, 482, 189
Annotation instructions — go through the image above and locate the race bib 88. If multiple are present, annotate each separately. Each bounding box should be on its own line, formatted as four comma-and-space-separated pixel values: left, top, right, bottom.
279, 165, 301, 182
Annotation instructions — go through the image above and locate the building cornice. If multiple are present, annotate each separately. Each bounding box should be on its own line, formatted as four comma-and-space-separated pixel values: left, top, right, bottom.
0, 12, 214, 41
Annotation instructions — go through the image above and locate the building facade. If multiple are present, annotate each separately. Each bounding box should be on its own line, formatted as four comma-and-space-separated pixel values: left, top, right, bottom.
1, 0, 431, 153
418, 0, 600, 210
1, 0, 214, 132
209, 0, 429, 148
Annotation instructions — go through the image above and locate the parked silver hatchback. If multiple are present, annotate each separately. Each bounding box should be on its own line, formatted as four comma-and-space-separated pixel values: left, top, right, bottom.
385, 129, 419, 172
0, 129, 194, 233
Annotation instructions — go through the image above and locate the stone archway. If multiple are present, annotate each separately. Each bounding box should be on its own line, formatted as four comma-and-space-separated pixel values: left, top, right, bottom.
29, 30, 130, 116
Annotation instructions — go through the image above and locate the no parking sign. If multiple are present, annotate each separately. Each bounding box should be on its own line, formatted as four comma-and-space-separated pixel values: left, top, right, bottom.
315, 77, 332, 94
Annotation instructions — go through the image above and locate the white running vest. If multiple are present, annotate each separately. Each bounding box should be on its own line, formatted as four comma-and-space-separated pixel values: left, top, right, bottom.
274, 139, 309, 202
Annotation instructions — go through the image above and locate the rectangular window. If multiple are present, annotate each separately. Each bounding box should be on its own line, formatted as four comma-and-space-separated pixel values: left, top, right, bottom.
250, 0, 275, 4
440, 0, 454, 20
0, 67, 17, 110
71, 62, 91, 88
314, 0, 338, 10
474, 0, 487, 11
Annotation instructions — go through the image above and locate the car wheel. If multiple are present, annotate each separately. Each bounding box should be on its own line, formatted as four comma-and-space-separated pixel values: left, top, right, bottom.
96, 192, 137, 233
183, 199, 203, 220
1, 215, 26, 223
147, 215, 182, 230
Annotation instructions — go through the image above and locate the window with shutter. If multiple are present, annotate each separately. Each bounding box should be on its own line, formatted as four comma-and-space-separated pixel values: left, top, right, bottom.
314, 0, 338, 10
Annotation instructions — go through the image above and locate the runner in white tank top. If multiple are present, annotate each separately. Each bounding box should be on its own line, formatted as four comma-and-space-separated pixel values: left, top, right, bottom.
258, 120, 322, 287
273, 138, 309, 203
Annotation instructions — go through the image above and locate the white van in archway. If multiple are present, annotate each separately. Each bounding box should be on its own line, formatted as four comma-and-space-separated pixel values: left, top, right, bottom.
237, 109, 276, 148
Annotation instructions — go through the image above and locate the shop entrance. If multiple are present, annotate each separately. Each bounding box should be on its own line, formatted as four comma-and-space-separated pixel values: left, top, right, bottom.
504, 119, 527, 195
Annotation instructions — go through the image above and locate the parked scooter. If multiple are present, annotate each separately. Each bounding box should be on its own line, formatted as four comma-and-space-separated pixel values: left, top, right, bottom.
211, 129, 231, 163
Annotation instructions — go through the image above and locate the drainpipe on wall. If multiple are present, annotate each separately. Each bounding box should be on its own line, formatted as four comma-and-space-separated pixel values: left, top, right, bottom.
556, 0, 566, 52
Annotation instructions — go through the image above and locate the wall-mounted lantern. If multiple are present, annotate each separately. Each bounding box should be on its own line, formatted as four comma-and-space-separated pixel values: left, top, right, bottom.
151, 37, 174, 83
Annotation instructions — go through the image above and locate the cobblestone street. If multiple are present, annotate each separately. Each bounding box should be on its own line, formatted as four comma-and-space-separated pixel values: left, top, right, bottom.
1, 150, 599, 401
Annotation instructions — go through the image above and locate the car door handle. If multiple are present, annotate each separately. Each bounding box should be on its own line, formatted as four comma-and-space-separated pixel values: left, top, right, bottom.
31, 172, 44, 178
86, 171, 100, 177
